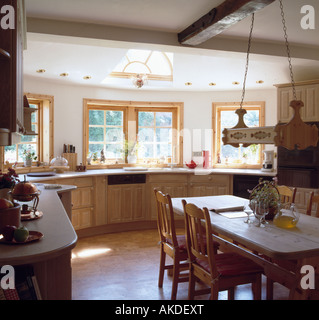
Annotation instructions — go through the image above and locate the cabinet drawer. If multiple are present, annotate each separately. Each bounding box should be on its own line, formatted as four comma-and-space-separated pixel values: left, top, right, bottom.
56, 177, 93, 188
189, 174, 229, 184
148, 174, 188, 183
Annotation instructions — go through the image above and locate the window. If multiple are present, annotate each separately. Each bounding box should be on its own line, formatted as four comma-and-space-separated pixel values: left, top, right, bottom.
5, 103, 39, 163
137, 110, 174, 161
83, 100, 183, 166
3, 94, 54, 169
212, 102, 265, 168
109, 49, 173, 81
88, 107, 126, 159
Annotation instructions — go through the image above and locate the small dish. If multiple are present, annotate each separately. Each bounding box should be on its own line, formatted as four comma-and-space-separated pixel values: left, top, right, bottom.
0, 231, 44, 245
21, 211, 43, 221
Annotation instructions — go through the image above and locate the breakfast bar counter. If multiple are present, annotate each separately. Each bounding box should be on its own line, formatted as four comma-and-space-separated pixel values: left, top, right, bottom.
0, 184, 77, 300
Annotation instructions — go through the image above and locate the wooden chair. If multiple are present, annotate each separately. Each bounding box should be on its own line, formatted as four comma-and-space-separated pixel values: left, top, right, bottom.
153, 189, 189, 300
182, 200, 263, 300
276, 185, 296, 204
306, 191, 319, 217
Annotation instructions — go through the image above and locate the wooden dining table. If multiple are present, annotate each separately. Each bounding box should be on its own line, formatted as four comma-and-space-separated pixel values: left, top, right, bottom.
171, 195, 319, 300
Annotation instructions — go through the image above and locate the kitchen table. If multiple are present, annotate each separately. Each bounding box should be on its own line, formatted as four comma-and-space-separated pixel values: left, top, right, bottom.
171, 195, 319, 300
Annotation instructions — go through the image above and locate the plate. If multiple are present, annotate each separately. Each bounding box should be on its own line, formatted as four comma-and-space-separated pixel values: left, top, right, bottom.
21, 211, 43, 221
27, 172, 56, 177
0, 231, 44, 245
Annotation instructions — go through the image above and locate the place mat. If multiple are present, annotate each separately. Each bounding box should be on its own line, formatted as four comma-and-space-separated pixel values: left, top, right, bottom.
217, 211, 248, 219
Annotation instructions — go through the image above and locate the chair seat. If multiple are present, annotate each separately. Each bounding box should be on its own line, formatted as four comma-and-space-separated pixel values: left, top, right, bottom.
166, 234, 220, 252
197, 252, 263, 277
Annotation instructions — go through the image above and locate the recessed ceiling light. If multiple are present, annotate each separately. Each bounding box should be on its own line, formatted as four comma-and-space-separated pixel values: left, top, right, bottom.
209, 82, 216, 86
185, 82, 192, 86
232, 81, 240, 85
60, 73, 69, 77
36, 69, 46, 73
256, 80, 264, 84
83, 76, 92, 80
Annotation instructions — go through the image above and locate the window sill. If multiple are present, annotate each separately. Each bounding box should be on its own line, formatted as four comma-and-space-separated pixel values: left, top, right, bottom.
213, 163, 262, 170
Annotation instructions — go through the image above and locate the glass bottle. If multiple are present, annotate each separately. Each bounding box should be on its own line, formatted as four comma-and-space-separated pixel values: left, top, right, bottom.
273, 203, 300, 228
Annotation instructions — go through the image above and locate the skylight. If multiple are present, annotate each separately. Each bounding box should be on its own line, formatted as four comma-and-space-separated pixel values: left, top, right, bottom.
110, 49, 173, 81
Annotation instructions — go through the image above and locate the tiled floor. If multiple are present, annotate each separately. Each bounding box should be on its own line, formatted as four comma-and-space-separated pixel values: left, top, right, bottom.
71, 229, 289, 300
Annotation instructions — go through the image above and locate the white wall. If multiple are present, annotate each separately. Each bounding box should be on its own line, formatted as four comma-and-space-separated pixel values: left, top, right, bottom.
24, 76, 277, 164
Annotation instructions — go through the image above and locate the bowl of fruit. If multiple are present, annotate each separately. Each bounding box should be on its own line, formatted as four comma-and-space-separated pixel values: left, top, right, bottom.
185, 160, 198, 169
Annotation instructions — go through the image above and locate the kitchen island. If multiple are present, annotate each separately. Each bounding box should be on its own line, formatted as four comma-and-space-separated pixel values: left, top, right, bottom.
0, 184, 77, 300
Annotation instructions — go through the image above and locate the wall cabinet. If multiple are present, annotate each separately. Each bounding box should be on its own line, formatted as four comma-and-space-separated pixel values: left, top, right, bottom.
0, 0, 25, 145
276, 80, 319, 123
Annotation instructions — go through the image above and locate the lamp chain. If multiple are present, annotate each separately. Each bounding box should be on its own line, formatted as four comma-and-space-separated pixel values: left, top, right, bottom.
240, 13, 254, 109
279, 0, 297, 100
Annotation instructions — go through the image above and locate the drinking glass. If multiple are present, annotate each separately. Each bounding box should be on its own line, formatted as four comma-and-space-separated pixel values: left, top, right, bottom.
244, 202, 254, 224
255, 201, 268, 228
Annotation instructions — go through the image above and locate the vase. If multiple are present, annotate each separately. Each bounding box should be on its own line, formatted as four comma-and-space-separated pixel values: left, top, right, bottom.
127, 155, 137, 164
24, 158, 32, 167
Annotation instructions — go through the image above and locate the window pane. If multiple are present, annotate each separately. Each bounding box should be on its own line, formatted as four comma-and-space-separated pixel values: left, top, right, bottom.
89, 144, 104, 154
106, 111, 123, 126
18, 144, 36, 162
105, 128, 123, 142
156, 128, 171, 143
4, 145, 17, 163
139, 112, 154, 127
156, 112, 172, 127
105, 144, 122, 158
89, 110, 104, 125
89, 127, 104, 142
138, 128, 154, 142
21, 135, 36, 143
157, 144, 171, 158
138, 144, 154, 158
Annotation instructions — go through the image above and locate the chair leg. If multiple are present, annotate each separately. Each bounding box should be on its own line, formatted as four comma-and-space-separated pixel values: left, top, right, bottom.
210, 285, 219, 300
158, 248, 166, 288
266, 278, 274, 300
252, 274, 262, 300
188, 267, 196, 300
228, 287, 235, 300
171, 257, 180, 300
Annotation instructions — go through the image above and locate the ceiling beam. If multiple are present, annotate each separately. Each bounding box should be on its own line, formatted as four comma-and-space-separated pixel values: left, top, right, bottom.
178, 0, 276, 46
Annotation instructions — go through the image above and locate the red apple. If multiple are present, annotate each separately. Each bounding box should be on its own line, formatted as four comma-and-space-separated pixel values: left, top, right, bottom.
2, 225, 17, 241
0, 198, 14, 209
13, 226, 29, 242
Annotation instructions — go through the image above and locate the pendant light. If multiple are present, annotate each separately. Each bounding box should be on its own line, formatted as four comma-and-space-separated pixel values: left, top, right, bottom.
222, 0, 318, 150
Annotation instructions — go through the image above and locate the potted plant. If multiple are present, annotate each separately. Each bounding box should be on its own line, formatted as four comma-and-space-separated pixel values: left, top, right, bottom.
248, 178, 280, 220
23, 149, 37, 167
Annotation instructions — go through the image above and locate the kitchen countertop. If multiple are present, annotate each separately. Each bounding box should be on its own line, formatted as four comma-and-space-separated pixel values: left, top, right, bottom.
0, 184, 77, 265
20, 167, 277, 182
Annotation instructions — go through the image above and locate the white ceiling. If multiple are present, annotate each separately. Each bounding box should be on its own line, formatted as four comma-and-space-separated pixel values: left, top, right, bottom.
24, 0, 319, 91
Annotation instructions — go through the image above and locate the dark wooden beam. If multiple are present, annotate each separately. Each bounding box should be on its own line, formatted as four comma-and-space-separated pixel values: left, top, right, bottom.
178, 0, 276, 46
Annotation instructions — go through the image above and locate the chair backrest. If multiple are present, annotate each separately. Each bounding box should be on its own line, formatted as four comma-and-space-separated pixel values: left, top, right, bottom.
154, 189, 178, 248
182, 200, 219, 280
277, 185, 296, 204
306, 192, 319, 217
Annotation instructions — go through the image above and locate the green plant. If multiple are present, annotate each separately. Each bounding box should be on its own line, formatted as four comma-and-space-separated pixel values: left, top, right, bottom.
22, 149, 37, 161
123, 140, 139, 157
249, 178, 280, 208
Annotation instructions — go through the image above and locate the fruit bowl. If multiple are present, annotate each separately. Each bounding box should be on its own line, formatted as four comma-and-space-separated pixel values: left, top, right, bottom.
185, 161, 198, 169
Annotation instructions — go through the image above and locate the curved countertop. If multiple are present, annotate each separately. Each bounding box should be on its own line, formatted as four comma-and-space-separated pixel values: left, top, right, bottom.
0, 185, 78, 266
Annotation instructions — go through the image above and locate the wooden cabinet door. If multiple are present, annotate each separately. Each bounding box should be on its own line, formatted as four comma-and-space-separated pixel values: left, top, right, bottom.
72, 207, 93, 230
107, 184, 146, 224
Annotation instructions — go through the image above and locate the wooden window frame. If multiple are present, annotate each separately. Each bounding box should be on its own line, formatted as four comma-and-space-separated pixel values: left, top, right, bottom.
212, 101, 265, 169
2, 93, 54, 172
83, 99, 184, 168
